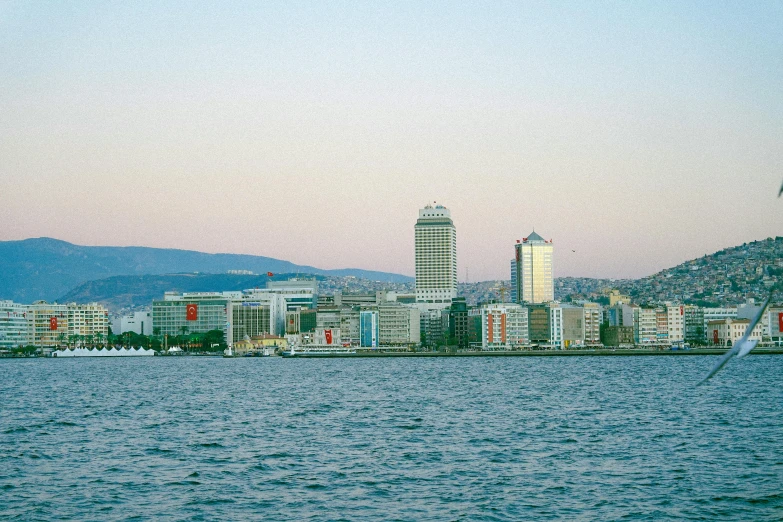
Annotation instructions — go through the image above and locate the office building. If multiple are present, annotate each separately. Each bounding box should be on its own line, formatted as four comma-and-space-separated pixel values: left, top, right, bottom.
415, 204, 457, 307
377, 304, 420, 346
514, 232, 554, 304
0, 300, 29, 349
115, 311, 153, 336
360, 310, 379, 348
25, 301, 109, 349
480, 303, 528, 350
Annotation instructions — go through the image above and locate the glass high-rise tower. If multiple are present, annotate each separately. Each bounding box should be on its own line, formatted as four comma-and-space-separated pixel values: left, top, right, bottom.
514, 231, 554, 304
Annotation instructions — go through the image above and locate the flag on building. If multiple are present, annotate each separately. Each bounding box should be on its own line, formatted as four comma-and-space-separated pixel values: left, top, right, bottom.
325, 329, 333, 344
50, 317, 58, 330
267, 272, 274, 277
186, 304, 198, 321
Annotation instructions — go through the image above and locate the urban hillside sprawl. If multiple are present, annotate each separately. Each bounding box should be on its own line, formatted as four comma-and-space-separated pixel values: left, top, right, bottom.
1, 207, 781, 355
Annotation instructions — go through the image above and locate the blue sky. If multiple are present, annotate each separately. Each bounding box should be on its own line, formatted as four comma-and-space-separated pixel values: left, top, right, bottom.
1, 1, 781, 280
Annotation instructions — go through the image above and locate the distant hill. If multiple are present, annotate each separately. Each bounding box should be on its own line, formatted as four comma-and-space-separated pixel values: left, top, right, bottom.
617, 237, 782, 306
56, 273, 311, 311
57, 273, 415, 312
460, 238, 782, 307
0, 237, 412, 303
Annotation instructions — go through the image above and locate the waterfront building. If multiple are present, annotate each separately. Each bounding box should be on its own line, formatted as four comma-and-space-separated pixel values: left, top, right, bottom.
602, 326, 634, 347
0, 300, 29, 349
707, 318, 762, 346
702, 307, 737, 336
116, 310, 153, 336
448, 297, 470, 349
377, 304, 420, 346
26, 302, 68, 349
415, 204, 457, 307
256, 279, 318, 311
666, 305, 684, 343
633, 307, 658, 345
360, 310, 379, 347
313, 327, 342, 346
513, 232, 554, 304
25, 301, 108, 349
510, 260, 517, 304
315, 307, 361, 345
549, 303, 563, 349
583, 303, 602, 345
286, 309, 317, 334
233, 334, 287, 356
768, 307, 783, 346
152, 292, 233, 341
561, 305, 585, 348
607, 303, 635, 328
656, 308, 669, 343
684, 305, 705, 345
419, 308, 448, 347
68, 302, 109, 341
479, 303, 528, 350
527, 304, 551, 346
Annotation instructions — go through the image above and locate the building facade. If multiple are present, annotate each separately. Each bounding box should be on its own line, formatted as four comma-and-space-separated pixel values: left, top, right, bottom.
414, 204, 457, 307
479, 304, 528, 350
514, 232, 554, 304
152, 292, 232, 340
707, 318, 762, 346
360, 310, 379, 347
0, 300, 29, 349
25, 301, 109, 349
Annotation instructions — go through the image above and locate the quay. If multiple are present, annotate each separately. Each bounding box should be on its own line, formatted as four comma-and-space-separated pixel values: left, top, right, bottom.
282, 347, 783, 358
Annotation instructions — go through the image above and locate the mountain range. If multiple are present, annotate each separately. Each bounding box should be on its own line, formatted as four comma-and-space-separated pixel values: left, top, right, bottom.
0, 237, 412, 304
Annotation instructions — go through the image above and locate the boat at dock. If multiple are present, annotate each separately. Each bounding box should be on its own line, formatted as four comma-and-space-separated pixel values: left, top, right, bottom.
281, 345, 356, 357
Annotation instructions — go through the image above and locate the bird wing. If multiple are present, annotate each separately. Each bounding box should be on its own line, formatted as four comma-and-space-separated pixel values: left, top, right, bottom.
736, 339, 759, 359
698, 343, 740, 386
697, 290, 773, 385
779, 180, 783, 197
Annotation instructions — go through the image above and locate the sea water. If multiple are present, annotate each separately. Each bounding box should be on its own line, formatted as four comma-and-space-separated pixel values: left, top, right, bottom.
1, 356, 782, 520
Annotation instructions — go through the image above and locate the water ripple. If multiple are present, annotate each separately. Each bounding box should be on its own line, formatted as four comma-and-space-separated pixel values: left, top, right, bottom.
1, 356, 782, 520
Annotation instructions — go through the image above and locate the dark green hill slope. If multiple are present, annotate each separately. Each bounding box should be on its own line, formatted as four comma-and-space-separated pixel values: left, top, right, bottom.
0, 238, 412, 303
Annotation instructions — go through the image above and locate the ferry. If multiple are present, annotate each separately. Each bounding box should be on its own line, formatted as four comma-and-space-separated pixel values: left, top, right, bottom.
281, 345, 356, 357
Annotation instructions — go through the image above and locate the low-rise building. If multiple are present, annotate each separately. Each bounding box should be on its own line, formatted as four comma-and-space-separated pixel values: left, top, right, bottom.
0, 300, 29, 349
602, 326, 634, 347
233, 334, 287, 356
115, 310, 153, 336
480, 303, 528, 350
707, 318, 762, 346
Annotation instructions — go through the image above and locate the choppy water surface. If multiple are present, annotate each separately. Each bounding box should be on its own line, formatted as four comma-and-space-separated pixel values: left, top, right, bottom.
1, 356, 782, 520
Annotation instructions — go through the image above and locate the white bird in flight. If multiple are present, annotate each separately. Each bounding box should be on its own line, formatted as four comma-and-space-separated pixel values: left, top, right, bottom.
698, 290, 773, 385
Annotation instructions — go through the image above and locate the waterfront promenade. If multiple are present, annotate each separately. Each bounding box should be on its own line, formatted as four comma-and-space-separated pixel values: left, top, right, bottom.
283, 347, 783, 358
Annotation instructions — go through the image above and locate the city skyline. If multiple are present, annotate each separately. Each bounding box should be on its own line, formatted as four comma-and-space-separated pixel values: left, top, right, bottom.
1, 2, 781, 281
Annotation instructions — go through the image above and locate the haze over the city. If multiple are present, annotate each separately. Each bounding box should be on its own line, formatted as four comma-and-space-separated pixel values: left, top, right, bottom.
1, 1, 781, 281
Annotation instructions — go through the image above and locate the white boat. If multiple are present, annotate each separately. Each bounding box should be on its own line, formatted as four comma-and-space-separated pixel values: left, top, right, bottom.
281, 345, 356, 357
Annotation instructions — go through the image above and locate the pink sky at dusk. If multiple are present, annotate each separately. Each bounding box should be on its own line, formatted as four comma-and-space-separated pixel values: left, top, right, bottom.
1, 2, 781, 281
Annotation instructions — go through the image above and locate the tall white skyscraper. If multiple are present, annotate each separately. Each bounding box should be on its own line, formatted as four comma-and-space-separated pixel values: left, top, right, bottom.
415, 204, 457, 308
514, 231, 554, 304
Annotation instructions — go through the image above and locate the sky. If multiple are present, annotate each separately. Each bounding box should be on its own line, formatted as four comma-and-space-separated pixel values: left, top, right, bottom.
1, 1, 781, 281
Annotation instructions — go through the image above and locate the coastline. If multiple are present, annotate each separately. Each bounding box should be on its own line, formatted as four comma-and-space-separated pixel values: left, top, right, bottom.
281, 348, 783, 358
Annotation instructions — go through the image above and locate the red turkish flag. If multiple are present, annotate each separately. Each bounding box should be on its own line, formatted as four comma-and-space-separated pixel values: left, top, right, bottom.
325, 329, 332, 344
778, 312, 783, 333
49, 316, 58, 330
267, 272, 274, 277
186, 304, 198, 321
713, 329, 719, 344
